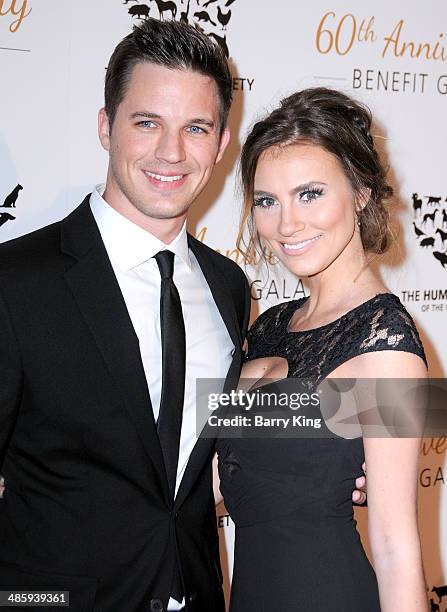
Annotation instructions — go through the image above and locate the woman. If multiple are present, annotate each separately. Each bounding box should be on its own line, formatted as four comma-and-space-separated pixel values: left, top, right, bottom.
215, 88, 427, 611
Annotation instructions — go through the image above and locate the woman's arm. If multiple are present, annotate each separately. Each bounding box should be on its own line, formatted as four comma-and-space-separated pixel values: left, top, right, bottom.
352, 350, 428, 611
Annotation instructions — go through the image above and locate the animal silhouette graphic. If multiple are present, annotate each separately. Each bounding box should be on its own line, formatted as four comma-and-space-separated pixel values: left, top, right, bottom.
433, 251, 447, 268
429, 599, 440, 612
194, 10, 217, 26
442, 209, 447, 228
412, 193, 423, 215
0, 212, 16, 227
124, 0, 235, 57
413, 222, 425, 238
426, 195, 442, 206
208, 32, 229, 57
150, 0, 177, 19
436, 227, 447, 246
179, 0, 190, 23
422, 209, 438, 227
217, 5, 231, 29
432, 585, 447, 603
128, 3, 150, 18
2, 184, 23, 208
420, 236, 435, 248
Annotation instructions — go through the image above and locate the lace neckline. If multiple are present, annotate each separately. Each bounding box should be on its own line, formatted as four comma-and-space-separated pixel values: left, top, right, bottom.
286, 292, 398, 334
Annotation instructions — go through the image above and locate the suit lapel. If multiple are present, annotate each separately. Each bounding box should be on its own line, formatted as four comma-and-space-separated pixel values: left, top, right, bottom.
187, 235, 243, 351
175, 236, 243, 508
61, 197, 171, 505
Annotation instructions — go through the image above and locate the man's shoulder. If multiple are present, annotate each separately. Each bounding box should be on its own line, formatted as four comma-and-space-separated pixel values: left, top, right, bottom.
0, 221, 61, 270
0, 196, 92, 275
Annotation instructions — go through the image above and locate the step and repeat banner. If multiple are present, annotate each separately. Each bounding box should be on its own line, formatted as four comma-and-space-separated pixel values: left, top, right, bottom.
1, 0, 446, 607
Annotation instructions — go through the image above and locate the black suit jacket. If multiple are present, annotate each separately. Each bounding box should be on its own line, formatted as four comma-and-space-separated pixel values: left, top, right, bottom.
0, 196, 251, 612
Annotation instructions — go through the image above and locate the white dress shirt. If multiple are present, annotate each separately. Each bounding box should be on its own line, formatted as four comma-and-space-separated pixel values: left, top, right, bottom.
90, 185, 234, 610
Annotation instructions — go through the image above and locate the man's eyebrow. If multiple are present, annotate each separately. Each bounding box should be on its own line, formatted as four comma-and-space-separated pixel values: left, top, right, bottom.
188, 117, 216, 129
129, 111, 162, 120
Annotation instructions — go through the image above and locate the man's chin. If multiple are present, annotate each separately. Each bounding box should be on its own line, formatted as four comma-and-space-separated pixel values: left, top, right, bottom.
136, 201, 191, 221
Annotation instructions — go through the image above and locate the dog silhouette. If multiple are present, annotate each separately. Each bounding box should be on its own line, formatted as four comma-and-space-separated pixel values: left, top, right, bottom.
2, 184, 23, 208
432, 585, 447, 603
433, 252, 447, 268
0, 212, 16, 227
422, 209, 438, 227
128, 4, 150, 18
194, 10, 217, 25
429, 598, 440, 612
426, 196, 442, 206
412, 193, 423, 215
420, 236, 435, 248
150, 0, 177, 19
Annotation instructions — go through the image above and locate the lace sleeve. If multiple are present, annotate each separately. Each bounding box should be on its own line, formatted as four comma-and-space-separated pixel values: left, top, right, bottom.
246, 302, 294, 361
353, 297, 427, 367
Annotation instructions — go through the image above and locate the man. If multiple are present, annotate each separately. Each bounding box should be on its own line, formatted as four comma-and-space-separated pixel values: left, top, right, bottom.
0, 18, 365, 612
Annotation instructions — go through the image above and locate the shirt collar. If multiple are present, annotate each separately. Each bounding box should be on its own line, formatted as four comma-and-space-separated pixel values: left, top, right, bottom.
90, 184, 191, 272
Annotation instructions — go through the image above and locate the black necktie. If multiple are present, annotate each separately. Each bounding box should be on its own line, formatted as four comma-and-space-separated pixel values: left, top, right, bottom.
154, 250, 186, 604
154, 250, 186, 497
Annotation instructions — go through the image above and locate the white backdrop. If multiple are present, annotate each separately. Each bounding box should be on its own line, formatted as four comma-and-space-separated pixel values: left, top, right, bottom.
1, 0, 446, 607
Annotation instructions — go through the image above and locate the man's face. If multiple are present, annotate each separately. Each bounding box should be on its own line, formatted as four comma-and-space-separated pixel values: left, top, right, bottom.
98, 62, 230, 235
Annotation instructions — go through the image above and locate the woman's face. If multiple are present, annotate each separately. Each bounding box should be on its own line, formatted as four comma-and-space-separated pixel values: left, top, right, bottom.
253, 143, 363, 278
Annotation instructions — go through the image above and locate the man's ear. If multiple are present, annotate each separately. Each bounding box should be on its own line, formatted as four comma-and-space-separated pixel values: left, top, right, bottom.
215, 127, 231, 164
98, 108, 111, 151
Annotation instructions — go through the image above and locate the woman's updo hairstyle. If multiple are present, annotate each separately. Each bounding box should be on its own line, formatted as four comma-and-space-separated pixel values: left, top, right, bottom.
238, 87, 393, 262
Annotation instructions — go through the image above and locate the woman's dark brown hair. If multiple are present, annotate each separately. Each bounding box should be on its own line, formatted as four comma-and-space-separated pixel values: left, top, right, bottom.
238, 87, 393, 261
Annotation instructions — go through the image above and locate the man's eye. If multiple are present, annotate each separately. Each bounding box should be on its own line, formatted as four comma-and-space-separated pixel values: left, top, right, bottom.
300, 188, 323, 202
138, 120, 156, 128
187, 125, 205, 134
253, 196, 277, 208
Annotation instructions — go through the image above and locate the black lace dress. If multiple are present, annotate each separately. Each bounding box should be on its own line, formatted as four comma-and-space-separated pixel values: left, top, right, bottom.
217, 293, 426, 612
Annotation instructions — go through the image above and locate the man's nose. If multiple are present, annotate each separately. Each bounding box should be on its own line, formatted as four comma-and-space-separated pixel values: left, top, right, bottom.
155, 129, 186, 164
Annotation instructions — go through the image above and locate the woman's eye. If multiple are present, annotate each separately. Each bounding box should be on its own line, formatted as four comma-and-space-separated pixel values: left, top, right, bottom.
253, 196, 277, 208
300, 188, 323, 202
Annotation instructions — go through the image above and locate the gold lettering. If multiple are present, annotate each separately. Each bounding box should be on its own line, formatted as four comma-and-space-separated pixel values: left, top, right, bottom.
382, 19, 405, 58
195, 226, 208, 243
421, 437, 447, 456
0, 0, 31, 33
383, 20, 446, 62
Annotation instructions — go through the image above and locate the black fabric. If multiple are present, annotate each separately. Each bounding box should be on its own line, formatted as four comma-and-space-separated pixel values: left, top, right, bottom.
0, 196, 251, 612
217, 293, 426, 612
154, 250, 186, 499
154, 250, 185, 603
